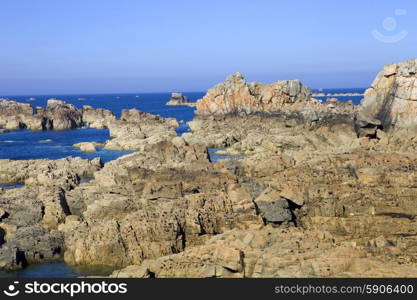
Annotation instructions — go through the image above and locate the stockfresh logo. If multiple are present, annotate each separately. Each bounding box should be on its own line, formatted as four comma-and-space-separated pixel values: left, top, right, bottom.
3, 281, 20, 297
372, 9, 408, 43
3, 281, 128, 297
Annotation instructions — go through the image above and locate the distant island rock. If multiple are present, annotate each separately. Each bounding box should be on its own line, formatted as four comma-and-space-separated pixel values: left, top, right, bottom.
166, 93, 195, 107
312, 92, 364, 97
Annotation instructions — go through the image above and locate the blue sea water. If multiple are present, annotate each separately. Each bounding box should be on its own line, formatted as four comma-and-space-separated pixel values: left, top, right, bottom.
0, 90, 364, 164
3, 92, 203, 120
0, 92, 203, 162
0, 128, 130, 163
0, 262, 113, 278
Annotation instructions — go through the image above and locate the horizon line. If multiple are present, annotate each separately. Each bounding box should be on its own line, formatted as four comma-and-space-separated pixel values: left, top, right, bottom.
0, 87, 368, 98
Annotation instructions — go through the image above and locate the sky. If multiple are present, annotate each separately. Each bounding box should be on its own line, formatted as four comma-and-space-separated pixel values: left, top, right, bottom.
0, 0, 416, 95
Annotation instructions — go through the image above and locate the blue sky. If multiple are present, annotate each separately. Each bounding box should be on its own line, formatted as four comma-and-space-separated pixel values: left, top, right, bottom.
0, 0, 416, 95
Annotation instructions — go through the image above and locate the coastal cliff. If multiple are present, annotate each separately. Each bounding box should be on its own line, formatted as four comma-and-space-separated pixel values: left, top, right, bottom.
359, 59, 417, 130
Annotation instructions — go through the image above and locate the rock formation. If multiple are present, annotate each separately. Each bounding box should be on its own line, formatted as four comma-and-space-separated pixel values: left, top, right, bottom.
82, 106, 116, 129
43, 100, 83, 130
0, 157, 102, 270
195, 72, 314, 115
358, 59, 417, 130
59, 141, 262, 267
166, 93, 194, 106
104, 109, 179, 150
111, 227, 417, 278
3, 60, 417, 278
0, 99, 82, 131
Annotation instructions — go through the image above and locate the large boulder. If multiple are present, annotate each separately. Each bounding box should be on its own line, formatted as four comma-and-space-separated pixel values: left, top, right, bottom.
0, 99, 35, 130
0, 99, 83, 131
82, 106, 116, 129
104, 109, 179, 150
358, 59, 417, 130
44, 99, 83, 130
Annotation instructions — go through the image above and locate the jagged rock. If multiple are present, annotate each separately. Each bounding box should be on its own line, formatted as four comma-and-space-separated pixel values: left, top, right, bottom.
0, 157, 102, 186
185, 115, 358, 154
359, 59, 417, 130
111, 227, 417, 278
44, 99, 83, 130
195, 73, 315, 115
3, 62, 417, 277
0, 245, 25, 270
254, 188, 293, 226
61, 142, 262, 268
104, 109, 179, 150
5, 226, 64, 265
0, 99, 81, 131
82, 106, 116, 129
0, 156, 103, 271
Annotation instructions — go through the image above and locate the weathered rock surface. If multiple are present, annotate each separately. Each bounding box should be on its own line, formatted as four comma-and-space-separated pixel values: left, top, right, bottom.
184, 114, 358, 154
0, 99, 81, 131
104, 109, 179, 150
0, 156, 103, 270
44, 99, 83, 130
359, 59, 417, 130
60, 142, 263, 268
196, 73, 316, 115
111, 227, 417, 278
4, 60, 417, 277
0, 157, 102, 186
82, 106, 116, 129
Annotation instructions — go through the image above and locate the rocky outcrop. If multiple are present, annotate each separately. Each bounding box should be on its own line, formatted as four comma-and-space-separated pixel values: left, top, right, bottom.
195, 73, 315, 115
0, 157, 102, 186
183, 114, 358, 154
104, 109, 179, 150
0, 156, 103, 270
358, 59, 417, 130
0, 99, 43, 130
0, 99, 82, 131
4, 60, 417, 277
111, 227, 417, 278
43, 100, 83, 130
60, 141, 262, 268
166, 93, 194, 106
82, 106, 116, 129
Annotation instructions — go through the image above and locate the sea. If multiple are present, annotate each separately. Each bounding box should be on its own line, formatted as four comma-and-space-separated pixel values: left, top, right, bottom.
0, 88, 365, 277
0, 92, 204, 162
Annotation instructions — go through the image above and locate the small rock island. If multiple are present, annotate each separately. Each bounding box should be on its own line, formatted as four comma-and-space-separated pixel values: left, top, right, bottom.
165, 92, 195, 106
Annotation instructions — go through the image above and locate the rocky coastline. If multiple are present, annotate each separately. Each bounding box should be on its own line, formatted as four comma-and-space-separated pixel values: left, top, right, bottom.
2, 59, 417, 277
